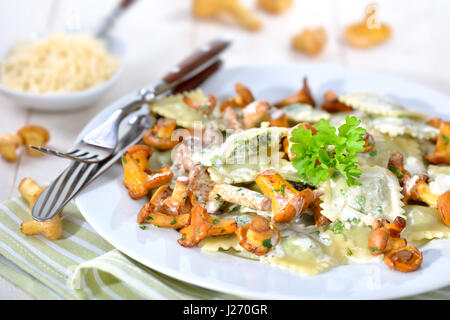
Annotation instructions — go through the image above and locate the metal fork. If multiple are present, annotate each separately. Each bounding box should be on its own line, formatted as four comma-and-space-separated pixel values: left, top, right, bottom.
29, 37, 231, 164
31, 58, 225, 222
31, 113, 152, 222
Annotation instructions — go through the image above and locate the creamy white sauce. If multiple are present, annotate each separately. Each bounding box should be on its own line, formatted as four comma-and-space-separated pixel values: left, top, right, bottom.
429, 173, 450, 195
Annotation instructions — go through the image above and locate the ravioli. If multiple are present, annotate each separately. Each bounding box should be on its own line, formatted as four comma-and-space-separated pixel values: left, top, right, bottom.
143, 81, 450, 277
283, 103, 330, 123
403, 205, 450, 241
197, 125, 293, 183
207, 157, 301, 184
320, 166, 405, 227
339, 93, 428, 119
427, 165, 450, 196
220, 125, 289, 163
148, 89, 227, 130
198, 235, 241, 252
358, 133, 426, 175
364, 115, 439, 140
326, 228, 382, 264
262, 231, 337, 275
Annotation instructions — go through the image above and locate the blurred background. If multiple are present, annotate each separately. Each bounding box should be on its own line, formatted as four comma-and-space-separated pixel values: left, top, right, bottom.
0, 0, 449, 299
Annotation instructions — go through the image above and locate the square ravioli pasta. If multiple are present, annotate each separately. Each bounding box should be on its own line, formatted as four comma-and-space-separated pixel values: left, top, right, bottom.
357, 132, 426, 175
402, 205, 450, 241
320, 165, 405, 227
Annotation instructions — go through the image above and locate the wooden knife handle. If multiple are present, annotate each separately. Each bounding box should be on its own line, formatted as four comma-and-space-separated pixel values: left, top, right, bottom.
120, 0, 136, 9
173, 60, 222, 94
162, 38, 231, 84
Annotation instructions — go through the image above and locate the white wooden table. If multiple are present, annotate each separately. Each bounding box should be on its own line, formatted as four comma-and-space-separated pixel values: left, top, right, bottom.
0, 0, 449, 300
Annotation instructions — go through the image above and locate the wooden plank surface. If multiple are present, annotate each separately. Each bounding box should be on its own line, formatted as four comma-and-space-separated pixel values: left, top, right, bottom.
0, 0, 449, 299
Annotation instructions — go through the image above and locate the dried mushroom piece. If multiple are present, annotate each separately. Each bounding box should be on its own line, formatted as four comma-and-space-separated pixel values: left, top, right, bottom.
258, 0, 292, 14
19, 178, 63, 240
236, 215, 280, 256
292, 27, 327, 56
0, 133, 22, 162
138, 182, 193, 229
362, 133, 375, 153
438, 191, 450, 227
122, 145, 173, 199
220, 83, 255, 111
139, 202, 191, 229
388, 152, 439, 207
275, 78, 316, 108
425, 120, 450, 165
143, 118, 181, 151
183, 94, 217, 115
256, 169, 314, 223
222, 106, 243, 131
269, 110, 289, 128
321, 91, 353, 113
368, 217, 423, 272
344, 7, 391, 49
242, 101, 270, 129
178, 206, 237, 248
188, 165, 216, 206
192, 0, 262, 31
384, 246, 423, 273
164, 177, 190, 215
368, 217, 407, 256
427, 118, 443, 129
17, 125, 50, 157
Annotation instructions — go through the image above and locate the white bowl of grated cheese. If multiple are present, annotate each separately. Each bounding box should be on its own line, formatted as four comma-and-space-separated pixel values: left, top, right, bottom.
0, 33, 125, 111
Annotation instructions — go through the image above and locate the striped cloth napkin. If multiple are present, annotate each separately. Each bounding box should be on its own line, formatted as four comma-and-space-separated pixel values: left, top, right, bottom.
0, 197, 449, 300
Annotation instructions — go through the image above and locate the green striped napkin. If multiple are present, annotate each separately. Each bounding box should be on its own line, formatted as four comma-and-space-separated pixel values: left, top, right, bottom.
0, 197, 449, 300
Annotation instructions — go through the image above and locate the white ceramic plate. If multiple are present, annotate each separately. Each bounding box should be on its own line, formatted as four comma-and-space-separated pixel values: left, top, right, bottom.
0, 34, 125, 111
75, 64, 450, 300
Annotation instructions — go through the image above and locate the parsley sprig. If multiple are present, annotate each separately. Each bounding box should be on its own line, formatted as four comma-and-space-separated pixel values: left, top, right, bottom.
290, 116, 366, 186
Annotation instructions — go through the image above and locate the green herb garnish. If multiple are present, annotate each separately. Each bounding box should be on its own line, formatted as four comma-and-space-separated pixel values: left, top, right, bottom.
348, 217, 361, 224
170, 220, 177, 226
139, 226, 147, 230
280, 184, 286, 197
122, 156, 127, 164
212, 219, 220, 225
146, 216, 154, 221
329, 220, 344, 234
262, 239, 272, 249
369, 150, 377, 157
388, 165, 405, 179
274, 184, 287, 197
357, 195, 366, 213
290, 116, 366, 186
215, 194, 222, 200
